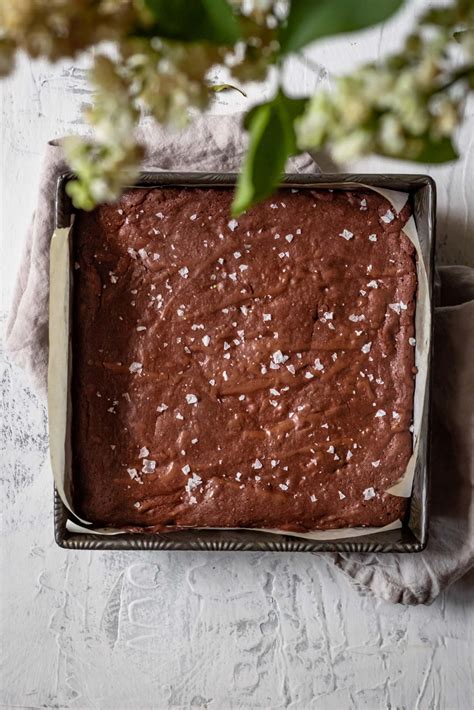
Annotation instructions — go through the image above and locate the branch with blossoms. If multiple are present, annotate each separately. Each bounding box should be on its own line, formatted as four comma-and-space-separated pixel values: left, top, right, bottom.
1, 0, 473, 215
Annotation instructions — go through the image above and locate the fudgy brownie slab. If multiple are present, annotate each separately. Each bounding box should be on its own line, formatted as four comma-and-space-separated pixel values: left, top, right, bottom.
72, 187, 416, 531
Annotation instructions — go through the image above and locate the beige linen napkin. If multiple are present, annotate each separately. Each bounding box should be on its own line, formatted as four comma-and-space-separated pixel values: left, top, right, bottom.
5, 115, 473, 605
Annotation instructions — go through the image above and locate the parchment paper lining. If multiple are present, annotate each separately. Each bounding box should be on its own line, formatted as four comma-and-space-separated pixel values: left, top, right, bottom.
48, 184, 430, 539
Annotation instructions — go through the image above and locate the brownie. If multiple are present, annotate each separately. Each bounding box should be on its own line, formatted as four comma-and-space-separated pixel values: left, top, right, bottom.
71, 187, 416, 531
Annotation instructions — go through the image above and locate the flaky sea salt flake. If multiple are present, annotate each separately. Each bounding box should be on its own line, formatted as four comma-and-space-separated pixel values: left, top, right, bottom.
339, 229, 354, 240
186, 473, 202, 493
127, 468, 142, 484
141, 459, 156, 474
272, 349, 288, 365
389, 301, 408, 315
363, 487, 376, 500
381, 209, 395, 224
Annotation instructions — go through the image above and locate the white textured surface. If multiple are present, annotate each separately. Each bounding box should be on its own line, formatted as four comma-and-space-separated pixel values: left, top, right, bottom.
1, 2, 473, 707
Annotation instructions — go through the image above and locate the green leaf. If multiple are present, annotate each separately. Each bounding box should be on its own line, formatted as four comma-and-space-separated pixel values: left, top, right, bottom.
243, 94, 306, 132
144, 0, 240, 44
279, 0, 404, 55
232, 92, 307, 215
409, 136, 458, 163
279, 95, 308, 153
210, 83, 247, 97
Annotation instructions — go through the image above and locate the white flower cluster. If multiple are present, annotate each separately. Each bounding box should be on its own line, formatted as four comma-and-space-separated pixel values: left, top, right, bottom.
0, 0, 133, 65
1, 0, 472, 209
64, 55, 142, 209
124, 39, 222, 128
297, 2, 474, 163
0, 0, 280, 208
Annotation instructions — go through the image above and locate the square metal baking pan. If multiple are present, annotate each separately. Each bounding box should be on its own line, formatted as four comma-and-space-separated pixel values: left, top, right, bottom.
53, 171, 435, 552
